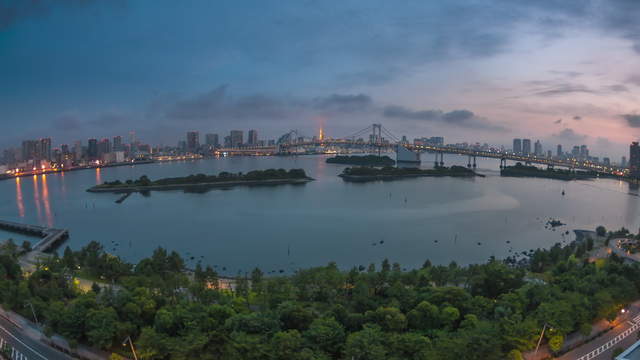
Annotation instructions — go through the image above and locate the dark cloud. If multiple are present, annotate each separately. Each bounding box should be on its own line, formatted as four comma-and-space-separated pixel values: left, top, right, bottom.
313, 94, 372, 113
573, 116, 581, 121
52, 115, 82, 131
0, 0, 125, 30
627, 75, 640, 86
90, 112, 128, 128
549, 70, 583, 78
553, 128, 587, 142
165, 86, 288, 121
622, 114, 640, 128
382, 106, 505, 131
553, 119, 562, 124
606, 84, 629, 92
531, 84, 596, 97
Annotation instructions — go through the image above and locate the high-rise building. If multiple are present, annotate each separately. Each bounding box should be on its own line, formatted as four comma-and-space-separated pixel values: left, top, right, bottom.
580, 145, 588, 159
98, 138, 111, 159
88, 138, 98, 160
630, 142, 640, 179
248, 130, 258, 146
622, 156, 627, 168
205, 133, 219, 148
113, 136, 123, 151
534, 140, 542, 156
571, 146, 580, 157
522, 139, 531, 156
186, 131, 200, 152
603, 157, 610, 166
230, 130, 243, 148
21, 140, 37, 161
73, 141, 83, 162
557, 144, 563, 157
513, 138, 522, 154
547, 150, 552, 158
40, 138, 52, 161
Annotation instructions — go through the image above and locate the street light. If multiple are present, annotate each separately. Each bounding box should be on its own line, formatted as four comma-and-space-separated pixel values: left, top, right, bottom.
534, 323, 553, 355
25, 301, 39, 327
122, 336, 139, 360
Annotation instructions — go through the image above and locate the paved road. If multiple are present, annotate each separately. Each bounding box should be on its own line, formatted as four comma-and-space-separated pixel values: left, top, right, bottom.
0, 316, 71, 360
559, 303, 640, 360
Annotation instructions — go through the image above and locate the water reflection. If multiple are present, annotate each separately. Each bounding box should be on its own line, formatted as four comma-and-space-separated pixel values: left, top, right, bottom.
15, 177, 24, 217
32, 175, 42, 222
95, 168, 102, 185
41, 175, 53, 227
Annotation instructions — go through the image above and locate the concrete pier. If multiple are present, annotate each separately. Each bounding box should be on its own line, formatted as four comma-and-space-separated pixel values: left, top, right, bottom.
0, 220, 69, 270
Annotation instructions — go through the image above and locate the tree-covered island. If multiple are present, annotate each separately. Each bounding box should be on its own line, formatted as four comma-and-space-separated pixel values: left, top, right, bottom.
326, 155, 396, 166
501, 163, 597, 181
87, 169, 313, 193
339, 165, 484, 182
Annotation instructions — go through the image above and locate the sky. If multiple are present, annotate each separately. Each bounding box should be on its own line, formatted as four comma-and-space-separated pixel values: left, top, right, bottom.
1, 0, 640, 160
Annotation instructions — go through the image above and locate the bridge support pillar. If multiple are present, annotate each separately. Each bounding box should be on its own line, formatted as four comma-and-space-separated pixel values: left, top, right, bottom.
434, 153, 439, 168
473, 156, 477, 169
467, 155, 472, 168
439, 152, 444, 167
500, 158, 507, 169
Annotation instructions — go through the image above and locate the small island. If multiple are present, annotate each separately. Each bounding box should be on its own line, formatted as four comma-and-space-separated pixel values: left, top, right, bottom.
500, 162, 596, 181
87, 168, 313, 193
339, 165, 483, 182
326, 155, 396, 166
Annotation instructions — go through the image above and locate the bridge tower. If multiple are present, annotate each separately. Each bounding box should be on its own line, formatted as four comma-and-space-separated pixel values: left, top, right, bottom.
372, 124, 382, 156
500, 158, 507, 169
440, 152, 444, 167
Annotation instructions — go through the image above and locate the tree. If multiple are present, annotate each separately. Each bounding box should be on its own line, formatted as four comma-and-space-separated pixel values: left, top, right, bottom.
364, 307, 407, 332
21, 240, 31, 252
344, 325, 387, 360
86, 307, 118, 349
304, 317, 346, 355
408, 301, 440, 330
596, 226, 607, 237
548, 334, 564, 352
271, 330, 303, 360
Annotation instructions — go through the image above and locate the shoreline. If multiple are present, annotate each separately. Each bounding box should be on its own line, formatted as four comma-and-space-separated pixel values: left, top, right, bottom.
339, 171, 485, 182
87, 177, 314, 193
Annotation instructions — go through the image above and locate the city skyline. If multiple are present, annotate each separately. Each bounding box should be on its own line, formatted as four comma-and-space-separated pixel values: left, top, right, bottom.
2, 1, 640, 160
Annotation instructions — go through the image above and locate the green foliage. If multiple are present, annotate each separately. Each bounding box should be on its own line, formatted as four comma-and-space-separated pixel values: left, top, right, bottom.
596, 225, 607, 237
2, 237, 639, 359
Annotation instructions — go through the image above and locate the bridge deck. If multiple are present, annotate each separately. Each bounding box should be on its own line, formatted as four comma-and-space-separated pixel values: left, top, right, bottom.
0, 220, 69, 254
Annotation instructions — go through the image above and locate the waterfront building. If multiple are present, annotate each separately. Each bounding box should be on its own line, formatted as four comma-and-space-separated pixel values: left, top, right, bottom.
40, 138, 52, 161
557, 144, 562, 157
513, 138, 522, 154
534, 140, 542, 156
580, 145, 589, 159
247, 130, 258, 146
603, 157, 610, 166
187, 131, 200, 153
230, 130, 243, 148
547, 150, 552, 158
522, 139, 531, 156
571, 146, 580, 158
622, 156, 627, 167
113, 136, 123, 151
98, 138, 111, 159
88, 138, 98, 161
73, 141, 83, 162
205, 133, 219, 148
630, 142, 640, 179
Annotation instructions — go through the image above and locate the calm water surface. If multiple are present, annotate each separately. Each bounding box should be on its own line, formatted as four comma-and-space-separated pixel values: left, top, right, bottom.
1, 154, 638, 275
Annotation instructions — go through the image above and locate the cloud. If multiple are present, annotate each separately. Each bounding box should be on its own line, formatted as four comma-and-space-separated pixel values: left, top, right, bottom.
0, 0, 125, 30
165, 85, 289, 121
622, 114, 640, 128
382, 106, 505, 131
549, 70, 582, 78
552, 128, 587, 142
313, 94, 372, 113
573, 116, 581, 121
627, 75, 640, 86
52, 115, 82, 131
553, 119, 562, 124
606, 84, 629, 92
531, 84, 596, 97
